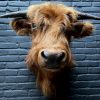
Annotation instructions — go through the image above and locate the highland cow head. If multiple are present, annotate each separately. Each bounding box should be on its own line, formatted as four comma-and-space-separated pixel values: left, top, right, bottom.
1, 2, 100, 96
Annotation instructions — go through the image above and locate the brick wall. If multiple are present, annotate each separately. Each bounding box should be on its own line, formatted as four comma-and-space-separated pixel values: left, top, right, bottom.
0, 0, 100, 100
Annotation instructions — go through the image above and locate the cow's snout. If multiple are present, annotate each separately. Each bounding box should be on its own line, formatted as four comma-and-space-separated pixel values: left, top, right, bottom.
40, 49, 66, 69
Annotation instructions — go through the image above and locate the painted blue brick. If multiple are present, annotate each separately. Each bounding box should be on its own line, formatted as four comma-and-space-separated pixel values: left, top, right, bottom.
74, 54, 86, 61
0, 83, 16, 90
0, 18, 10, 24
6, 62, 26, 69
95, 30, 100, 35
0, 12, 5, 15
17, 69, 32, 75
95, 24, 100, 30
73, 36, 95, 42
0, 30, 16, 36
0, 91, 3, 98
72, 88, 100, 95
19, 42, 31, 49
19, 55, 26, 61
82, 7, 100, 12
89, 13, 100, 17
0, 55, 19, 62
15, 83, 36, 90
30, 1, 43, 5
72, 0, 82, 1
6, 7, 19, 12
0, 82, 36, 90
72, 67, 88, 74
90, 96, 100, 100
73, 48, 97, 54
0, 37, 7, 42
0, 69, 18, 76
88, 81, 100, 88
15, 97, 41, 100
92, 20, 100, 24
0, 1, 7, 7
0, 98, 15, 100
88, 67, 100, 74
10, 49, 28, 55
4, 90, 28, 97
0, 43, 18, 49
82, 0, 96, 1
93, 2, 100, 7
0, 49, 28, 55
0, 62, 6, 69
57, 0, 78, 1
77, 61, 99, 67
28, 89, 42, 96
0, 98, 41, 100
85, 42, 100, 48
72, 81, 89, 88
6, 36, 31, 43
69, 95, 93, 100
60, 2, 72, 6
8, 1, 29, 7
0, 7, 6, 12
86, 55, 100, 60
95, 35, 100, 41
19, 7, 28, 10
0, 36, 30, 43
30, 1, 72, 6
0, 24, 8, 30
83, 36, 95, 42
5, 76, 34, 83
71, 42, 85, 48
0, 76, 5, 83
97, 48, 100, 53
72, 2, 91, 7
78, 74, 100, 81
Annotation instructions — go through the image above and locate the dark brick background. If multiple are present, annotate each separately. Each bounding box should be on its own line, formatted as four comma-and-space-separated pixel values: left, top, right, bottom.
0, 0, 100, 100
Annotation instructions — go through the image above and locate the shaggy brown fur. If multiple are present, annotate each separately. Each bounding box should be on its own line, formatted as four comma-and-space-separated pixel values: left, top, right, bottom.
11, 2, 93, 96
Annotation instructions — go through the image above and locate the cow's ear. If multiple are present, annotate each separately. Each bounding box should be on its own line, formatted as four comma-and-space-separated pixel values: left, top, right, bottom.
10, 18, 32, 36
71, 22, 93, 38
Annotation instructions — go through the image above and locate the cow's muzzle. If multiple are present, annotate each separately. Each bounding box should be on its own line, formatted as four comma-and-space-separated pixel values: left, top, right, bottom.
40, 49, 66, 69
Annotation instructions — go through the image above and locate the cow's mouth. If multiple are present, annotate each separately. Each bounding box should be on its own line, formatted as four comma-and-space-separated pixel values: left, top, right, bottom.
44, 66, 60, 72
43, 62, 64, 72
46, 65, 60, 70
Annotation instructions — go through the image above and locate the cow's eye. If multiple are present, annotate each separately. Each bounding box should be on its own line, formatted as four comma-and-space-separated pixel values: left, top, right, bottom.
61, 23, 66, 33
31, 23, 37, 30
62, 23, 65, 27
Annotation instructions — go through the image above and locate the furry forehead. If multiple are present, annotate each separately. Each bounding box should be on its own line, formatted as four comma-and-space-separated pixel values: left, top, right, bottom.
27, 2, 78, 20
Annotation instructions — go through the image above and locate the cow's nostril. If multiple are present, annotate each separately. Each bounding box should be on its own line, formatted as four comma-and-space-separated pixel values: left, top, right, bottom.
57, 52, 65, 62
41, 51, 49, 59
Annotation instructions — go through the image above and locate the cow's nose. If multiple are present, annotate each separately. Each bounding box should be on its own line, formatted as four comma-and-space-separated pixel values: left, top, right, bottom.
41, 50, 66, 68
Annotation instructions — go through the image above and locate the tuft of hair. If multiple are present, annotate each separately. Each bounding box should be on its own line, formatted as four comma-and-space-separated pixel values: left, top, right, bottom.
27, 2, 78, 22
80, 22, 93, 37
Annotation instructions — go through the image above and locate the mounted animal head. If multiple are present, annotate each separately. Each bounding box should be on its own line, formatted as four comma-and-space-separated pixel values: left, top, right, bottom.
1, 2, 100, 96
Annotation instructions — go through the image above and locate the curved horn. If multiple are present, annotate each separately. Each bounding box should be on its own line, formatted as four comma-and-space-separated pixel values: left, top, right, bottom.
0, 10, 27, 18
78, 12, 100, 20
